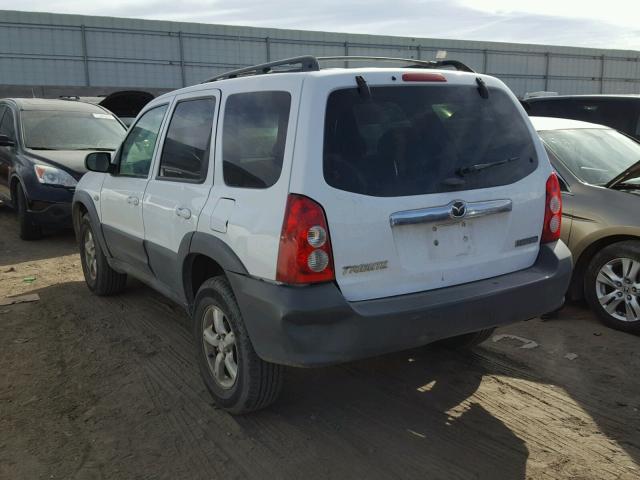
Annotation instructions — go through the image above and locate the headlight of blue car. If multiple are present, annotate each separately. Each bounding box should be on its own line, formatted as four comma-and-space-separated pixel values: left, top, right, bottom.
33, 165, 78, 187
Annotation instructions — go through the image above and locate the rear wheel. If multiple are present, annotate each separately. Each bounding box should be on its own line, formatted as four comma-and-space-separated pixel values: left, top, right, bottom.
584, 241, 640, 333
79, 214, 127, 295
15, 183, 42, 240
440, 328, 495, 349
193, 276, 283, 414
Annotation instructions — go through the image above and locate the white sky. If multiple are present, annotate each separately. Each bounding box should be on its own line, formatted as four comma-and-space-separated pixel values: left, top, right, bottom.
1, 0, 639, 50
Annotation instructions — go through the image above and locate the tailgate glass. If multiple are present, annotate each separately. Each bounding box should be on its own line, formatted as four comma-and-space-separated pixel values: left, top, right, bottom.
323, 85, 537, 197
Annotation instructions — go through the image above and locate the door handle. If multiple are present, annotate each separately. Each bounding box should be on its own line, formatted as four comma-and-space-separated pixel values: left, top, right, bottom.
127, 196, 139, 206
175, 207, 192, 219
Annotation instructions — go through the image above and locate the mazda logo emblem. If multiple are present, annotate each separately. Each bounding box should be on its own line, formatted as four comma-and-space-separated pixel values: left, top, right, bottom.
450, 200, 467, 219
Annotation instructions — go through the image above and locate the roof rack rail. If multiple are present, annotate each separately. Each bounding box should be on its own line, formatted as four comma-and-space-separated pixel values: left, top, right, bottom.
204, 56, 320, 82
316, 56, 475, 73
204, 55, 474, 83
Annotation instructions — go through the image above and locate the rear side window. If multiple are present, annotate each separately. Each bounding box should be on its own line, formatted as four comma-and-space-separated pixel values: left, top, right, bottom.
324, 85, 537, 197
159, 98, 216, 182
223, 91, 291, 188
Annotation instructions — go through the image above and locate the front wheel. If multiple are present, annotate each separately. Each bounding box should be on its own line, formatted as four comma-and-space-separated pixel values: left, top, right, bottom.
193, 276, 283, 414
79, 214, 127, 295
584, 241, 640, 333
15, 183, 42, 240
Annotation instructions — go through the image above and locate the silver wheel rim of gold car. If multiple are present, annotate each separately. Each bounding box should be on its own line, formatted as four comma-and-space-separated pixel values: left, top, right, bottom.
83, 230, 97, 281
202, 305, 238, 389
596, 257, 640, 322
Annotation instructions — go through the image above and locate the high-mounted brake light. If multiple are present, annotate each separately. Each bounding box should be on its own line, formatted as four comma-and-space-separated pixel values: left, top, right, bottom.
401, 73, 447, 82
541, 173, 562, 243
276, 194, 335, 284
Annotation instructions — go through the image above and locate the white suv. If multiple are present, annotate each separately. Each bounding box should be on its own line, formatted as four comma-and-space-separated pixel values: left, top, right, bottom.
72, 56, 572, 414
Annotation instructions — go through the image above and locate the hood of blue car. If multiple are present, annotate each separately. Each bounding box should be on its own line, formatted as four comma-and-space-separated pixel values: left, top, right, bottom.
25, 149, 103, 178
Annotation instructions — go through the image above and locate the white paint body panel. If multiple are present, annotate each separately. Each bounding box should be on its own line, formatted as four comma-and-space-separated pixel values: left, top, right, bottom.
197, 74, 303, 281
290, 70, 552, 301
142, 88, 220, 259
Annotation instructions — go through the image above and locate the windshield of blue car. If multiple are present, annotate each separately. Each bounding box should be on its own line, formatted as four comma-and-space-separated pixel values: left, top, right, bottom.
539, 127, 640, 186
22, 110, 126, 150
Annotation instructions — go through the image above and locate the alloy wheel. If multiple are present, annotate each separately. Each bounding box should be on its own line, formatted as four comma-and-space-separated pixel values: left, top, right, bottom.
596, 257, 640, 322
83, 229, 97, 281
202, 305, 238, 389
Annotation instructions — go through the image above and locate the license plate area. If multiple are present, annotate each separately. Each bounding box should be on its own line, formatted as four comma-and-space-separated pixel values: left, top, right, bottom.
430, 220, 474, 260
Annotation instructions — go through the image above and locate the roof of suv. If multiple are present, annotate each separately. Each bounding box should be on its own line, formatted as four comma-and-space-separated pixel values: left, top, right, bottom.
151, 56, 480, 104
2, 98, 107, 112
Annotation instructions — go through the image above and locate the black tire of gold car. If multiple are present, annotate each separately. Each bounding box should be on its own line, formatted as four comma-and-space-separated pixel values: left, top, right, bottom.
79, 214, 127, 296
15, 182, 42, 240
584, 241, 640, 333
193, 276, 283, 414
440, 328, 495, 349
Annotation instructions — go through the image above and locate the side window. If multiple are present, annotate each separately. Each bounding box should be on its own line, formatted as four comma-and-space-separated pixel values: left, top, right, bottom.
118, 104, 168, 177
158, 97, 216, 182
0, 108, 16, 139
223, 91, 291, 189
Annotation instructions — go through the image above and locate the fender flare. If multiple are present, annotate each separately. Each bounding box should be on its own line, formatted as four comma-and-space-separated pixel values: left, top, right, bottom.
72, 190, 111, 258
181, 232, 249, 307
187, 232, 249, 275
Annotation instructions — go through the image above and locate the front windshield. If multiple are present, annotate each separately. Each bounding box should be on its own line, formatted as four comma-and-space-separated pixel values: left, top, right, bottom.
539, 128, 640, 185
22, 110, 126, 150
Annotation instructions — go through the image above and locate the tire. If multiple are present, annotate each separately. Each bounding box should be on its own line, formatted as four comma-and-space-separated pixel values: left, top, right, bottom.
79, 214, 127, 296
440, 328, 495, 349
15, 183, 42, 240
584, 241, 640, 333
193, 276, 283, 414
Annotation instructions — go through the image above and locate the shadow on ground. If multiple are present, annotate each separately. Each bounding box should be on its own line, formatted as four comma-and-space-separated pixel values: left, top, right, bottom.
0, 206, 76, 266
1, 280, 530, 479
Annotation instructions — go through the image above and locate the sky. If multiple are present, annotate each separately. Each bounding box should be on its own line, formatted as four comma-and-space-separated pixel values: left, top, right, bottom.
1, 0, 639, 50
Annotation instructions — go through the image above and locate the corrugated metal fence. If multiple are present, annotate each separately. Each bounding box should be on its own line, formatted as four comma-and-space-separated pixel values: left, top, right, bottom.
1, 10, 639, 97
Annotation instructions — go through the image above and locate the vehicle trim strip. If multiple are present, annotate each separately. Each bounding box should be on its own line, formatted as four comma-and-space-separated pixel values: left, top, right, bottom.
389, 199, 513, 226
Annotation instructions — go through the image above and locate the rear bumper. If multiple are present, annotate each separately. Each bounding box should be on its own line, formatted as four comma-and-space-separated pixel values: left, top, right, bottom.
228, 241, 572, 367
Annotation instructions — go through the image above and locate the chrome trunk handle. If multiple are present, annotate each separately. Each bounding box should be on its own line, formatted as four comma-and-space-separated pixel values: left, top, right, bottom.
390, 199, 512, 227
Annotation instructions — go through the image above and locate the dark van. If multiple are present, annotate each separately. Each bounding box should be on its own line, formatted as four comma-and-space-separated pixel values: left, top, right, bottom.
523, 95, 640, 141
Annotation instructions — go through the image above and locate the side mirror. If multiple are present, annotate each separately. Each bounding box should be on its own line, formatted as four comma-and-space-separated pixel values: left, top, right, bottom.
0, 134, 15, 147
85, 152, 113, 173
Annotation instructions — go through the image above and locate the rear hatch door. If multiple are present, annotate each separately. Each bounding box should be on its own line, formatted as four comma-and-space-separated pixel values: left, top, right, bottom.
295, 71, 550, 302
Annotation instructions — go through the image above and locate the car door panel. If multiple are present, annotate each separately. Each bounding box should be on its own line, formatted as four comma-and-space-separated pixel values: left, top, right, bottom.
100, 103, 170, 275
143, 91, 220, 293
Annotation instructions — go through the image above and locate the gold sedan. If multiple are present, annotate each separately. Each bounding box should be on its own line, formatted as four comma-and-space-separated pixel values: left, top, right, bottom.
532, 116, 640, 333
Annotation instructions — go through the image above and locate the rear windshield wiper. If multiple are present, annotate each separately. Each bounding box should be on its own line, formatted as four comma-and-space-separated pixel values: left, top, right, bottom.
456, 156, 520, 176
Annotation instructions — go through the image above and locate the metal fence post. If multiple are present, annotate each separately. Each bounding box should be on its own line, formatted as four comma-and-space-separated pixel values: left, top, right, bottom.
482, 49, 488, 74
178, 31, 186, 87
544, 52, 550, 91
416, 45, 421, 60
265, 37, 271, 62
80, 25, 90, 86
600, 54, 606, 93
344, 41, 349, 68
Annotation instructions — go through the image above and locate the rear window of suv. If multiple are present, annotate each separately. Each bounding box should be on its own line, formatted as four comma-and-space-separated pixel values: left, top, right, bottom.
223, 91, 291, 189
324, 85, 537, 197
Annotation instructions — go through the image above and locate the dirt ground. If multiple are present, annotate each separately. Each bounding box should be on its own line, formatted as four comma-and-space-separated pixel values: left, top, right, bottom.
0, 205, 638, 480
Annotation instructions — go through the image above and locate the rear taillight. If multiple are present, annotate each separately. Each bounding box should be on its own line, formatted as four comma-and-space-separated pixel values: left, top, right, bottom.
276, 194, 335, 285
541, 173, 562, 243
